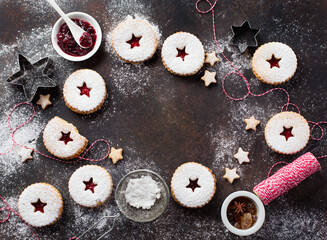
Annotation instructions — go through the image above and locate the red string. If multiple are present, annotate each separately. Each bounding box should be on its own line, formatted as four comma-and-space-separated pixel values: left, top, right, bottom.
195, 0, 327, 158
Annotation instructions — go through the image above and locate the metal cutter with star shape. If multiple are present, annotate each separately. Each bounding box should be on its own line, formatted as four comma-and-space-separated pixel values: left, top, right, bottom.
6, 54, 56, 102
230, 20, 260, 53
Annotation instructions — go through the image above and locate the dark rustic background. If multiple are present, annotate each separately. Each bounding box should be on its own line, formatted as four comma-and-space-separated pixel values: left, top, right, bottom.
0, 0, 326, 239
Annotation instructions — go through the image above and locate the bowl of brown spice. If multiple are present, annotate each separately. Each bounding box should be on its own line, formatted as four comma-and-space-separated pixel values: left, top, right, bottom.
221, 191, 265, 236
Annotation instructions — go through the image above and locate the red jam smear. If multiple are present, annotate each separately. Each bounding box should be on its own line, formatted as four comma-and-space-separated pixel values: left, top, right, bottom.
186, 178, 201, 192
280, 127, 294, 141
83, 178, 97, 193
31, 199, 47, 213
177, 47, 188, 61
57, 19, 96, 57
59, 132, 73, 145
267, 54, 281, 68
79, 32, 93, 49
78, 82, 91, 97
126, 34, 142, 48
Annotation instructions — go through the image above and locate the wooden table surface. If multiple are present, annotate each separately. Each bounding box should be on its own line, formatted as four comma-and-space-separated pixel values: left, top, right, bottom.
0, 0, 326, 239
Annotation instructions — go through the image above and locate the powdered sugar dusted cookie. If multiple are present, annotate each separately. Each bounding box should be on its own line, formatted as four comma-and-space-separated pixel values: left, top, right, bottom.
111, 18, 158, 63
161, 32, 205, 76
252, 42, 297, 85
63, 69, 106, 114
43, 116, 88, 159
171, 162, 216, 208
265, 111, 310, 154
68, 165, 113, 208
18, 183, 63, 227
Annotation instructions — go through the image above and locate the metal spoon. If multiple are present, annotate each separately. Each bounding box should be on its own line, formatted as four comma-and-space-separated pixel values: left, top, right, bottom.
46, 0, 93, 49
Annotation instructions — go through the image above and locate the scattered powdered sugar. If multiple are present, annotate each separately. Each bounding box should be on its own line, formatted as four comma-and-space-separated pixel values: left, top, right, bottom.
68, 165, 113, 208
124, 175, 161, 209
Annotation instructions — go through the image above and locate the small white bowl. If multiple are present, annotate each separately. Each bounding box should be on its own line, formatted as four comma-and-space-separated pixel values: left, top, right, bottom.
51, 12, 102, 62
221, 191, 265, 236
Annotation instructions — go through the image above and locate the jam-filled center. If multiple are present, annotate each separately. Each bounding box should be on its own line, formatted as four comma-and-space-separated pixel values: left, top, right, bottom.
186, 178, 201, 192
83, 177, 97, 193
267, 54, 281, 68
60, 132, 73, 145
31, 199, 47, 213
127, 34, 142, 48
177, 47, 188, 61
77, 82, 91, 97
280, 127, 294, 141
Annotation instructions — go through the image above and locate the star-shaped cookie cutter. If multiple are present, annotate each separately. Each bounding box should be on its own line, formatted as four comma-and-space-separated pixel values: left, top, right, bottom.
6, 54, 56, 102
230, 20, 260, 53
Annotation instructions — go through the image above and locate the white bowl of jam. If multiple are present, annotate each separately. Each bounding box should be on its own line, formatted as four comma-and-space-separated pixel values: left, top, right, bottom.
51, 12, 102, 61
221, 191, 265, 236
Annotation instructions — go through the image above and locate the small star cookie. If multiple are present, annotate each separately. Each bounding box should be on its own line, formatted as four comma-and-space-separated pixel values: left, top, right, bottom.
36, 94, 52, 110
109, 147, 123, 164
201, 70, 216, 87
234, 147, 250, 164
204, 51, 220, 66
244, 115, 260, 131
18, 147, 34, 162
223, 168, 240, 183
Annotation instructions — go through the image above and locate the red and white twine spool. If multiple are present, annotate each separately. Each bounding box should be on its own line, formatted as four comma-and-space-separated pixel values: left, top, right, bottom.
253, 152, 321, 205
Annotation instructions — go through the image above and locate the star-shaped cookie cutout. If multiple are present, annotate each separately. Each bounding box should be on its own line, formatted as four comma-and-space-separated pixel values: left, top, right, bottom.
244, 115, 260, 131
6, 54, 56, 102
223, 168, 240, 183
201, 70, 216, 87
18, 147, 34, 162
109, 147, 123, 164
234, 147, 250, 164
36, 94, 52, 110
204, 51, 220, 66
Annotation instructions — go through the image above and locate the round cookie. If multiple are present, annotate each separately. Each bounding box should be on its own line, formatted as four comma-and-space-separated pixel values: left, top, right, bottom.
265, 111, 310, 154
63, 69, 107, 114
111, 18, 158, 63
18, 183, 63, 227
171, 162, 216, 208
43, 116, 88, 159
161, 32, 205, 76
68, 165, 113, 207
252, 42, 297, 85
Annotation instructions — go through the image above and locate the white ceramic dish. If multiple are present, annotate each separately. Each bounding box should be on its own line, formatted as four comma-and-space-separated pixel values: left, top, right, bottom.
221, 191, 265, 236
51, 12, 102, 62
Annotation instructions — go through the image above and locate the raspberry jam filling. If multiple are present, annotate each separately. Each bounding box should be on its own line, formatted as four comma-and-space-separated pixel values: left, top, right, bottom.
280, 127, 294, 141
59, 132, 73, 145
177, 47, 188, 61
57, 19, 96, 57
79, 32, 93, 49
267, 54, 281, 68
186, 178, 201, 192
126, 34, 142, 48
83, 177, 97, 193
77, 82, 91, 97
31, 199, 47, 213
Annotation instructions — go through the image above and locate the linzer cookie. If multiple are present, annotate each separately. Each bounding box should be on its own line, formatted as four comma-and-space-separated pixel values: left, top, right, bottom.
68, 165, 113, 208
265, 111, 310, 154
111, 18, 158, 63
43, 116, 88, 159
161, 32, 205, 76
18, 183, 63, 227
171, 162, 216, 208
63, 69, 106, 114
252, 42, 297, 85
